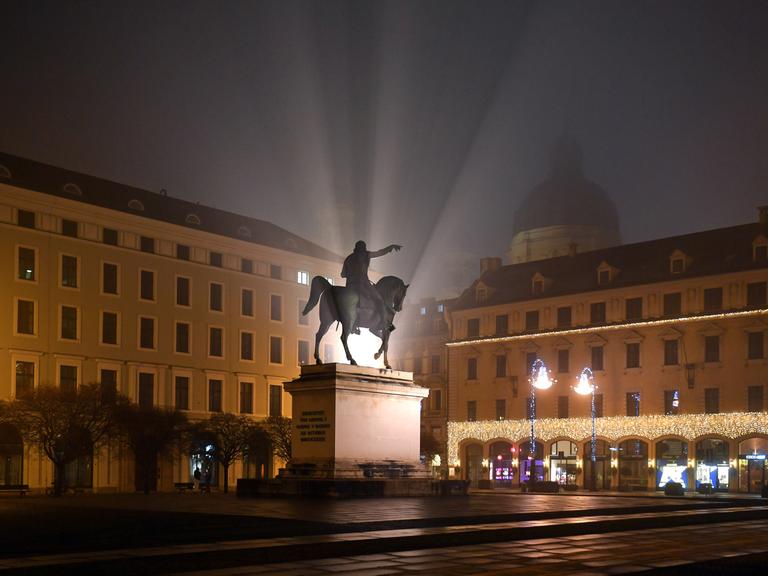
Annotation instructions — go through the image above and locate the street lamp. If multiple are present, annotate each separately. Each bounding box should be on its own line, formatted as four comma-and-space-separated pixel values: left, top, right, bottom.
574, 367, 597, 491
528, 358, 553, 491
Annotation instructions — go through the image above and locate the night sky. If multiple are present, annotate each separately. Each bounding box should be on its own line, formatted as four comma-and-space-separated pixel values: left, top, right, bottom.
2, 1, 767, 297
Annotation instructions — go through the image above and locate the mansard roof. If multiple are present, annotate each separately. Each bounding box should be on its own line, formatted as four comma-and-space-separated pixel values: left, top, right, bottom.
0, 151, 342, 262
453, 222, 768, 311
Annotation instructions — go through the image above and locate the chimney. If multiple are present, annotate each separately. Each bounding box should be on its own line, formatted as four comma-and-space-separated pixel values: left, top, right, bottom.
758, 206, 768, 226
480, 257, 502, 275
568, 242, 578, 257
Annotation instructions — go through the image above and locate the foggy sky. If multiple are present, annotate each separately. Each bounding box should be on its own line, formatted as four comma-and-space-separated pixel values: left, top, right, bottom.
2, 0, 767, 298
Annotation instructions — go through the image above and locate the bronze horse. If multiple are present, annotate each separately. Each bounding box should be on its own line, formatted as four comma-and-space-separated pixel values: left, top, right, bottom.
302, 275, 408, 369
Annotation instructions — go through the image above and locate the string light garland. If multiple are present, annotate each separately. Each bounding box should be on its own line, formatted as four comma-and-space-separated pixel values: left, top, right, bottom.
446, 308, 768, 348
447, 412, 768, 465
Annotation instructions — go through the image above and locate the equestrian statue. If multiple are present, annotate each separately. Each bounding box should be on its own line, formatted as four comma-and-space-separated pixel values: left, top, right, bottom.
302, 241, 408, 369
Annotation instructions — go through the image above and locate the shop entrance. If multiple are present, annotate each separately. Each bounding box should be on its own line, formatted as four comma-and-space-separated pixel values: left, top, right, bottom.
695, 438, 729, 492
519, 440, 544, 488
583, 439, 611, 490
738, 438, 768, 494
464, 443, 484, 488
549, 440, 578, 487
618, 439, 648, 491
489, 441, 515, 486
655, 439, 688, 490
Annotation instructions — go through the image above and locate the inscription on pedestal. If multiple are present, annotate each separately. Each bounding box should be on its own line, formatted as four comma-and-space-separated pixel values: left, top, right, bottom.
297, 410, 330, 443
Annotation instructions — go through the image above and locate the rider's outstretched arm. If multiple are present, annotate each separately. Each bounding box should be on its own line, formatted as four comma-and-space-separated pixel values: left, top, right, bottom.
368, 244, 402, 258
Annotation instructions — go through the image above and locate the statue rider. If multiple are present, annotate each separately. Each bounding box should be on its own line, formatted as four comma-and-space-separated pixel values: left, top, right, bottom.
342, 241, 401, 335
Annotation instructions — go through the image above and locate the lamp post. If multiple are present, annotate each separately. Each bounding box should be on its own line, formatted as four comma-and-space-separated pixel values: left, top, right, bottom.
528, 358, 553, 491
574, 367, 597, 492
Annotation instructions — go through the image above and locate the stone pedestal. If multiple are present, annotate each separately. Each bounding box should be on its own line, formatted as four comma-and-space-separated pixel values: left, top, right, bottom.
278, 363, 433, 496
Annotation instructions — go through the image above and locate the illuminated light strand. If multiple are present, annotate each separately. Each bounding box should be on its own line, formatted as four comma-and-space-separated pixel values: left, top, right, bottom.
446, 308, 768, 348
446, 412, 768, 465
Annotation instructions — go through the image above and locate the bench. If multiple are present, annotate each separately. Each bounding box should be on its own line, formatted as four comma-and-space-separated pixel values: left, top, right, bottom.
0, 484, 29, 496
174, 482, 195, 493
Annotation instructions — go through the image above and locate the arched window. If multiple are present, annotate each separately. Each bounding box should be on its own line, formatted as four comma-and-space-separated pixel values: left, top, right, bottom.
185, 213, 201, 225
62, 182, 83, 196
0, 165, 12, 181
128, 199, 145, 212
238, 226, 252, 238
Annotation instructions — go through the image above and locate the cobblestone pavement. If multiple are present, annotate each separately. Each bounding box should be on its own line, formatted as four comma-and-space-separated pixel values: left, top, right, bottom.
168, 519, 768, 576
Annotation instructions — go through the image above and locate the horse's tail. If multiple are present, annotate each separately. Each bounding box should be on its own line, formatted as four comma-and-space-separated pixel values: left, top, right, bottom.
303, 276, 332, 316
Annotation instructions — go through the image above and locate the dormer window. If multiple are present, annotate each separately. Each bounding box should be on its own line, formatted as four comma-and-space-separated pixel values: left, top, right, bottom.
598, 269, 610, 284
755, 245, 768, 261
0, 165, 11, 180
532, 279, 543, 294
185, 213, 201, 225
669, 249, 688, 274
128, 199, 145, 212
238, 226, 252, 238
62, 182, 82, 196
476, 286, 488, 304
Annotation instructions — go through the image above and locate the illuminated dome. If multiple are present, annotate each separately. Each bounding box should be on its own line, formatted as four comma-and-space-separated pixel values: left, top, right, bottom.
508, 138, 621, 263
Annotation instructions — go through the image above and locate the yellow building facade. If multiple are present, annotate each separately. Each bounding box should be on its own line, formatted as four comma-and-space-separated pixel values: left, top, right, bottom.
0, 153, 343, 492
447, 219, 768, 493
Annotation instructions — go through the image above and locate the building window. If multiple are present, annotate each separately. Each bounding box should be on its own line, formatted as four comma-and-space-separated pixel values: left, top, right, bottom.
17, 247, 36, 281
208, 379, 223, 412
413, 357, 423, 375
594, 394, 604, 417
240, 331, 254, 361
209, 252, 222, 267
103, 228, 118, 245
664, 339, 679, 365
747, 385, 764, 412
591, 346, 604, 371
270, 335, 282, 364
59, 365, 78, 394
209, 282, 223, 312
755, 244, 768, 261
419, 306, 427, 316
748, 331, 764, 360
703, 287, 723, 311
62, 219, 78, 237
16, 299, 35, 335
140, 236, 155, 253
557, 395, 569, 419
496, 399, 506, 420
704, 388, 719, 414
175, 376, 189, 411
663, 292, 682, 317
269, 384, 282, 416
496, 355, 507, 378
671, 258, 685, 274
598, 269, 610, 284
431, 355, 440, 374
61, 255, 78, 288
626, 392, 640, 417
557, 306, 572, 328
101, 311, 118, 345
176, 244, 190, 260
298, 340, 310, 365
242, 289, 254, 317
437, 303, 445, 313
240, 382, 253, 414
176, 276, 190, 306
241, 258, 253, 274
61, 306, 78, 340
297, 270, 309, 285
138, 373, 154, 409
139, 317, 155, 349
467, 357, 477, 380
100, 369, 117, 404
476, 287, 487, 304
495, 314, 508, 335
175, 322, 190, 354
664, 389, 680, 415
532, 279, 544, 294
102, 262, 119, 295
431, 389, 442, 411
270, 294, 282, 321
525, 352, 537, 373
467, 401, 477, 422
209, 327, 223, 357
590, 302, 606, 324
626, 342, 640, 369
525, 310, 539, 331
625, 297, 643, 320
557, 349, 570, 373
15, 361, 34, 396
17, 209, 35, 228
747, 282, 767, 308
704, 335, 720, 363
298, 300, 309, 325
466, 318, 480, 338
140, 270, 154, 301
270, 264, 282, 280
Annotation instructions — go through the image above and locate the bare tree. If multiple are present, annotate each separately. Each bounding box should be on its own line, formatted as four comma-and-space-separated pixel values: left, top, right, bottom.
264, 415, 292, 463
2, 384, 120, 496
420, 430, 441, 463
203, 413, 258, 493
113, 403, 188, 495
